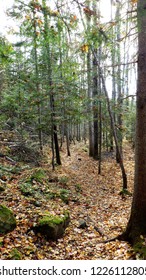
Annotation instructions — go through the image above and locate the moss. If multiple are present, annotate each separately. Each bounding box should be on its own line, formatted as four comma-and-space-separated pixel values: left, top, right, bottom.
0, 205, 16, 234
133, 237, 146, 259
39, 215, 63, 227
39, 212, 69, 227
9, 248, 22, 260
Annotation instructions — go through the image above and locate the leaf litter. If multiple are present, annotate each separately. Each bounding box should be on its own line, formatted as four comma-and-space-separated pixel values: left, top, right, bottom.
0, 142, 136, 259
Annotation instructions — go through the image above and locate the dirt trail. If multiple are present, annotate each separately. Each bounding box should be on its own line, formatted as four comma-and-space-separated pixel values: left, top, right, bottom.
54, 143, 135, 259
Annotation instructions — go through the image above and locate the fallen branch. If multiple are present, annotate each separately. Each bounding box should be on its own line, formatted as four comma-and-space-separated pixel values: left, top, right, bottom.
0, 153, 17, 165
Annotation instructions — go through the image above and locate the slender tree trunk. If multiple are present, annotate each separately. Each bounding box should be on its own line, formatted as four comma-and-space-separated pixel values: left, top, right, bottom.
93, 54, 99, 160
98, 101, 102, 174
33, 9, 43, 151
93, 52, 127, 190
42, 0, 61, 166
65, 125, 71, 156
87, 50, 94, 157
115, 1, 123, 163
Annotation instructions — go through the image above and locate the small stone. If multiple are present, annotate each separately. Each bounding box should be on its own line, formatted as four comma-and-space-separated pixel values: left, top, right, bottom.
78, 219, 87, 229
33, 201, 42, 207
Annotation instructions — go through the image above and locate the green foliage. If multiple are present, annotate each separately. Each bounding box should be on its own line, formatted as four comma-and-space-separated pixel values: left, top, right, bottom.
0, 37, 13, 65
59, 176, 69, 186
60, 188, 70, 204
20, 182, 35, 196
133, 237, 146, 260
75, 184, 82, 193
9, 248, 22, 260
30, 169, 46, 183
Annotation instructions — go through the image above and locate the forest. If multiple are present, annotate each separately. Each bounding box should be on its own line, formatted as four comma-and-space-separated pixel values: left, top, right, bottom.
0, 0, 145, 260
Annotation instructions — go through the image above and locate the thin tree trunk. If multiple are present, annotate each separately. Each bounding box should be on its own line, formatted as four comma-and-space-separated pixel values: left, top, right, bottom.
93, 51, 127, 190
115, 1, 123, 163
98, 101, 102, 174
32, 9, 43, 151
65, 125, 71, 157
42, 0, 61, 167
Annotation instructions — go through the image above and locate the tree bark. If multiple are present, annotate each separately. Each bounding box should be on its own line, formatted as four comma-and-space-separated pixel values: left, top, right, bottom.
121, 0, 146, 246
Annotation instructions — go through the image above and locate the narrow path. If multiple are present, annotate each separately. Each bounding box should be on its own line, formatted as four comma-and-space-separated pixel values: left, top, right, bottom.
58, 142, 135, 259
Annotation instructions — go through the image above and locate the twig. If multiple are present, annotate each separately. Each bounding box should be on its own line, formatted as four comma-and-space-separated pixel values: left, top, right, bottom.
0, 153, 17, 165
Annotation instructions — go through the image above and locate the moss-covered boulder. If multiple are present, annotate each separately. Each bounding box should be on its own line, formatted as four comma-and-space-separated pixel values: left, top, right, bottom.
0, 205, 16, 235
34, 211, 70, 240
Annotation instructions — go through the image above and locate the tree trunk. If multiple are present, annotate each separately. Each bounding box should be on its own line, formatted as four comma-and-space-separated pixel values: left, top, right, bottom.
115, 1, 123, 163
65, 125, 71, 157
121, 0, 146, 247
42, 0, 61, 166
93, 55, 99, 160
33, 9, 43, 151
87, 50, 94, 157
93, 51, 127, 190
98, 101, 102, 174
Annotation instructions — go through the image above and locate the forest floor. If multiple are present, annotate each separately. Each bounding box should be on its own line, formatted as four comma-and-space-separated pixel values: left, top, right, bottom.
0, 140, 136, 260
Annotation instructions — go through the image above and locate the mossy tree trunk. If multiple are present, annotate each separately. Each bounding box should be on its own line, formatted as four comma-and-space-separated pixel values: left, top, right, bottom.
121, 0, 146, 248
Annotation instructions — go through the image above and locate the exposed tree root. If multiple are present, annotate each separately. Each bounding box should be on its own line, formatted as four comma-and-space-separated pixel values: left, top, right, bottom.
94, 226, 105, 236
98, 233, 124, 243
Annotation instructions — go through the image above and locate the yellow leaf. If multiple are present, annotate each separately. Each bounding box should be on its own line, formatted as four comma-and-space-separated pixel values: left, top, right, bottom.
25, 15, 31, 20
81, 44, 89, 53
131, 0, 137, 4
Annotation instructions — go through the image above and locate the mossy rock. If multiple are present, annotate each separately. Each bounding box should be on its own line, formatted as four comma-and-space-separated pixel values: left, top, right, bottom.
34, 211, 70, 240
0, 205, 16, 235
